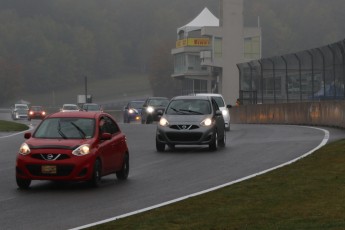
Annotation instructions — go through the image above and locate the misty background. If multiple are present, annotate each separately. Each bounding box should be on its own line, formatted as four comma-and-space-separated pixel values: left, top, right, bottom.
0, 0, 345, 106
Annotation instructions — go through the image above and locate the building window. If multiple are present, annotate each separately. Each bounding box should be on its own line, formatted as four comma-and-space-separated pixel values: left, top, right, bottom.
174, 54, 186, 74
244, 36, 261, 59
214, 37, 222, 58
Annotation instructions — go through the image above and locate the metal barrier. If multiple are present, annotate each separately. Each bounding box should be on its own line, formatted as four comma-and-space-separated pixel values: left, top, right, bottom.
237, 39, 345, 104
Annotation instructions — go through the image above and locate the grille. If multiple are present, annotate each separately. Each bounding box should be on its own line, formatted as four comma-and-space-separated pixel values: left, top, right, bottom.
26, 165, 74, 176
166, 132, 202, 142
31, 154, 70, 161
170, 125, 199, 130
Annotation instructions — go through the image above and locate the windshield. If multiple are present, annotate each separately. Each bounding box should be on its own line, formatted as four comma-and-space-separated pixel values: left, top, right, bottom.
166, 99, 211, 115
129, 101, 144, 108
84, 104, 100, 111
148, 99, 169, 107
16, 105, 28, 109
63, 105, 78, 110
34, 118, 95, 139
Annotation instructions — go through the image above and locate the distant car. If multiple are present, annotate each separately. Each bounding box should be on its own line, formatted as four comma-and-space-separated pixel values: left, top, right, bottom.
61, 104, 80, 112
82, 103, 102, 112
141, 97, 169, 124
27, 106, 47, 121
123, 100, 144, 123
15, 111, 129, 189
156, 95, 226, 152
195, 93, 231, 131
11, 104, 29, 120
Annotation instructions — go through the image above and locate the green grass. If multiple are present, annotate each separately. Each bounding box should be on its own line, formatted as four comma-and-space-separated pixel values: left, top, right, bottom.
89, 139, 345, 230
0, 120, 29, 132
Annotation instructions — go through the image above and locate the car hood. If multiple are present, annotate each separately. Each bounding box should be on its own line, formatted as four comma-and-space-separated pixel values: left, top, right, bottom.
163, 114, 210, 124
26, 138, 92, 150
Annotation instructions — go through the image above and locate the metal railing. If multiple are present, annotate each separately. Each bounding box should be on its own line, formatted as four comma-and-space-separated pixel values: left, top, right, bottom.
237, 39, 345, 104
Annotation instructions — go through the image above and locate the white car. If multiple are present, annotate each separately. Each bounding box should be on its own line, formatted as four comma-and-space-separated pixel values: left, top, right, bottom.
195, 93, 231, 131
61, 104, 80, 112
11, 104, 29, 120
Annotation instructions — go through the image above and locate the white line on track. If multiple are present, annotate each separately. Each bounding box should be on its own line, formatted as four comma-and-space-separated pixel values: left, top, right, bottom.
68, 126, 329, 229
0, 125, 34, 139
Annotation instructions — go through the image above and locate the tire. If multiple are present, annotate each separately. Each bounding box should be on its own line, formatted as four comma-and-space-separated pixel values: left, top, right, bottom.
209, 130, 218, 151
89, 159, 102, 187
219, 129, 226, 147
146, 116, 152, 124
156, 138, 165, 152
16, 177, 31, 189
116, 153, 129, 180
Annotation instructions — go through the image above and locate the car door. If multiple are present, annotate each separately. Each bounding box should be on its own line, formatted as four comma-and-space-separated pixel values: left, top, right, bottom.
211, 99, 225, 134
101, 116, 125, 172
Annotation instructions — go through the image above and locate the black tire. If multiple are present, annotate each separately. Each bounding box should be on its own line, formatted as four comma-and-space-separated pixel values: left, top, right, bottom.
146, 115, 152, 124
16, 177, 31, 189
219, 129, 226, 147
156, 138, 165, 152
89, 159, 102, 187
116, 153, 129, 180
209, 130, 218, 151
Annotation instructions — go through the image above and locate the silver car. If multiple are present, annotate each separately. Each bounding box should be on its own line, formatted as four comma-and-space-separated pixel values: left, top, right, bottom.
156, 95, 226, 152
11, 104, 29, 120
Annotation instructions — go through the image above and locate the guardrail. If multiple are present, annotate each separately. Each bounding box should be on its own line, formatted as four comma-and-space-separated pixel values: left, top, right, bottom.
230, 100, 345, 128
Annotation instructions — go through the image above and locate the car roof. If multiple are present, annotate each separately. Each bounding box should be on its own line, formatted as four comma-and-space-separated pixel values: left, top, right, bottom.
47, 111, 105, 119
172, 95, 210, 100
195, 93, 224, 97
147, 97, 169, 100
63, 103, 78, 106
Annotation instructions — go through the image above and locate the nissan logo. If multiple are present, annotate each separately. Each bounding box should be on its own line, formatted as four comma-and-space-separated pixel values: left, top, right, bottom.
47, 154, 54, 160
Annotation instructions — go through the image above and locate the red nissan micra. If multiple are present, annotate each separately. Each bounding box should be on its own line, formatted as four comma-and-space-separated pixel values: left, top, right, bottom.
16, 111, 129, 189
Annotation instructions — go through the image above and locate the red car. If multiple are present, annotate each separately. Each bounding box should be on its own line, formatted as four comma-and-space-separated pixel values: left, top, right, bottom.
28, 105, 47, 121
16, 111, 129, 189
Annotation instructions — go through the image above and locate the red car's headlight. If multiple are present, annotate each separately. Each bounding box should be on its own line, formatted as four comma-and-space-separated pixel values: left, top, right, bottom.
72, 144, 90, 156
19, 143, 31, 155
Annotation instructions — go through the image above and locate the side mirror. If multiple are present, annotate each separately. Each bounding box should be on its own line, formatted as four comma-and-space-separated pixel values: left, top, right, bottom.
24, 132, 31, 139
215, 110, 222, 116
157, 110, 163, 116
226, 104, 232, 109
100, 132, 112, 140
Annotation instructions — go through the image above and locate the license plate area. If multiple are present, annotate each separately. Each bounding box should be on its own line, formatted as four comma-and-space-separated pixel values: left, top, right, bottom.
41, 165, 57, 174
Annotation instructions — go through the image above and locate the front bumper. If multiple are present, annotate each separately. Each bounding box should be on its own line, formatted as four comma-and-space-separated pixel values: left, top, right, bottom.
16, 152, 96, 181
156, 125, 215, 146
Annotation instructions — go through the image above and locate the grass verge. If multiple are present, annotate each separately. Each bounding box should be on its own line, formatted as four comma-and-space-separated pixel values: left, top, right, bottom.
0, 120, 29, 132
89, 139, 345, 230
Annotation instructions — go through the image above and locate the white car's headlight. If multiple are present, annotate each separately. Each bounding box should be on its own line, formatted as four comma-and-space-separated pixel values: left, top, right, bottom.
72, 144, 90, 156
200, 118, 212, 127
147, 106, 154, 113
19, 143, 31, 155
159, 117, 169, 127
129, 109, 134, 114
222, 110, 228, 116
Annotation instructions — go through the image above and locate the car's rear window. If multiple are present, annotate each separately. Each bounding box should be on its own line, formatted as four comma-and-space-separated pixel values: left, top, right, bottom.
34, 118, 95, 139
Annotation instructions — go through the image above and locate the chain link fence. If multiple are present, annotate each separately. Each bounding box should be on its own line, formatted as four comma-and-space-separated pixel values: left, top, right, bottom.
237, 39, 345, 104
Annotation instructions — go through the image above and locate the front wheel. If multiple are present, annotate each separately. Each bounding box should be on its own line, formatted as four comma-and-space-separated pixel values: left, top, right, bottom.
156, 138, 165, 152
89, 159, 102, 187
116, 153, 129, 180
16, 177, 31, 189
219, 129, 226, 147
209, 131, 218, 151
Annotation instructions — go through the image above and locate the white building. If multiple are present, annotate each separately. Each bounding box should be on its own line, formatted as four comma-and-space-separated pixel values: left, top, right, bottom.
171, 0, 261, 105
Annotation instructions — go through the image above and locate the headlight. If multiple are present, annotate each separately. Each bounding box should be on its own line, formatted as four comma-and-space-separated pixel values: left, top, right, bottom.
42, 111, 46, 115
129, 109, 134, 114
29, 111, 34, 115
19, 143, 31, 155
200, 118, 212, 126
72, 144, 90, 156
222, 110, 228, 116
159, 117, 169, 127
147, 106, 154, 113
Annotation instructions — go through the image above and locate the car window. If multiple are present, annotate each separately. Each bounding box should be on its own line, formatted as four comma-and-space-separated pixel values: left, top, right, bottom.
129, 101, 144, 108
99, 116, 119, 134
16, 105, 28, 109
34, 118, 95, 139
212, 96, 225, 107
211, 99, 220, 112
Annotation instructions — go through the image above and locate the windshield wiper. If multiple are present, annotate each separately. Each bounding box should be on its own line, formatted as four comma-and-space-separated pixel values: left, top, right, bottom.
58, 120, 68, 139
169, 107, 186, 114
70, 122, 86, 139
178, 109, 203, 115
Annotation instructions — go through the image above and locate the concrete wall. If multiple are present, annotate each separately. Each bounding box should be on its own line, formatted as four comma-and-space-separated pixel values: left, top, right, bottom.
230, 101, 345, 128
